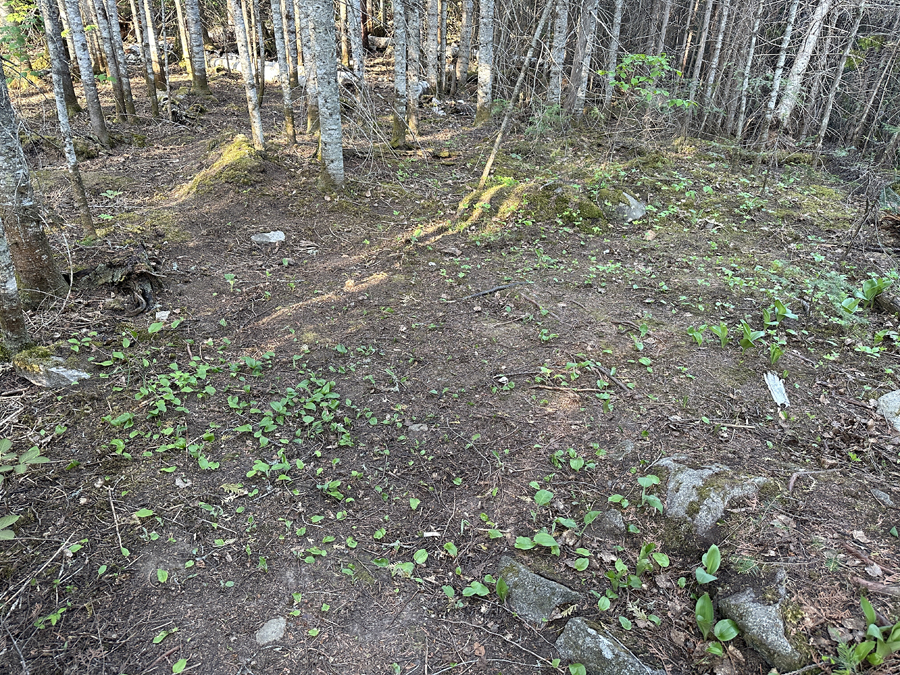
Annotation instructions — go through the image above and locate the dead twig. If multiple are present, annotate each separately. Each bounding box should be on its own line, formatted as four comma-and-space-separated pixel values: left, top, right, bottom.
584, 363, 632, 393
520, 293, 561, 322
462, 282, 525, 300
787, 468, 840, 492
852, 577, 900, 597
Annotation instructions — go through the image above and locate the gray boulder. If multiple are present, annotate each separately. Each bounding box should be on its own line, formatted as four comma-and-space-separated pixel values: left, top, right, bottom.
718, 571, 805, 672
497, 555, 580, 625
255, 616, 286, 645
556, 617, 661, 675
615, 193, 647, 223
13, 350, 91, 388
658, 458, 767, 536
877, 390, 900, 432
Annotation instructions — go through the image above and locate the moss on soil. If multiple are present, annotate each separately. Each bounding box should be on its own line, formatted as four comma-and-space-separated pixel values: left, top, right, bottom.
180, 133, 264, 195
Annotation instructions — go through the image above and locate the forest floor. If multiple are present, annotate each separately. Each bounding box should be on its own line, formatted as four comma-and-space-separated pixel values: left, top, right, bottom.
2, 62, 900, 675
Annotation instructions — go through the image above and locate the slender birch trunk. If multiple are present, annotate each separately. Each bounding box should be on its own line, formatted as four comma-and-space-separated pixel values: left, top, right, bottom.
104, 0, 136, 117
424, 0, 438, 93
762, 0, 801, 130
548, 0, 567, 107
44, 0, 83, 116
699, 0, 730, 128
134, 0, 159, 116
679, 0, 700, 72
271, 0, 296, 143
686, 0, 713, 105
654, 0, 673, 55
475, 0, 494, 124
90, 0, 126, 119
437, 0, 446, 94
815, 1, 864, 149
308, 0, 345, 186
185, 0, 212, 93
734, 0, 762, 138
347, 0, 365, 80
252, 0, 266, 106
406, 0, 421, 135
63, 0, 110, 145
0, 66, 67, 307
40, 0, 94, 239
602, 0, 625, 109
284, 0, 299, 88
340, 0, 351, 66
391, 0, 409, 146
160, 0, 173, 120
451, 0, 472, 98
564, 0, 598, 117
798, 16, 834, 139
772, 0, 834, 132
297, 0, 319, 132
850, 42, 897, 147
228, 0, 265, 147
173, 0, 191, 73
143, 0, 167, 88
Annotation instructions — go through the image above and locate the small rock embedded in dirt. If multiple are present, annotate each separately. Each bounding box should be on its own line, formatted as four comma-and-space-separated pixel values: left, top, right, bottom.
255, 617, 286, 645
658, 458, 767, 537
614, 193, 647, 224
876, 390, 900, 431
251, 230, 286, 244
497, 555, 580, 625
556, 617, 662, 675
717, 570, 804, 672
12, 352, 91, 388
871, 488, 895, 507
582, 509, 625, 539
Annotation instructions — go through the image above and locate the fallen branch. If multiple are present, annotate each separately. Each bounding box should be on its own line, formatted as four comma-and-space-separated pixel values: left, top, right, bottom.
463, 282, 524, 300
852, 577, 900, 597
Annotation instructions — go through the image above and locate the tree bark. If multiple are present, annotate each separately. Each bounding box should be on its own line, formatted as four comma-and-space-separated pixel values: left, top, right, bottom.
602, 0, 625, 109
63, 0, 111, 145
424, 0, 438, 92
43, 0, 83, 116
142, 0, 167, 89
185, 0, 212, 93
284, 0, 299, 88
391, 0, 409, 146
700, 0, 730, 129
762, 0, 801, 131
437, 0, 446, 95
307, 0, 345, 186
772, 0, 834, 133
451, 0, 472, 98
406, 0, 421, 135
297, 0, 320, 132
734, 0, 762, 138
228, 0, 266, 148
815, 1, 864, 149
271, 0, 296, 143
104, 0, 137, 118
89, 0, 126, 120
347, 0, 365, 80
340, 0, 351, 67
252, 0, 266, 106
133, 0, 159, 117
548, 0, 567, 107
0, 216, 30, 355
173, 0, 192, 73
653, 0, 673, 56
564, 0, 599, 116
686, 0, 713, 105
0, 66, 67, 307
475, 0, 494, 124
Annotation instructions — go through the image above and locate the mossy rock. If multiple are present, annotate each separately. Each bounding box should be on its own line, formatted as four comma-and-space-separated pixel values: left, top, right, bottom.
73, 137, 100, 161
102, 210, 188, 242
180, 134, 264, 195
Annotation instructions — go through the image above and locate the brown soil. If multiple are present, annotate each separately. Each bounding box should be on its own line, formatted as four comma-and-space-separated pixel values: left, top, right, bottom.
2, 62, 900, 675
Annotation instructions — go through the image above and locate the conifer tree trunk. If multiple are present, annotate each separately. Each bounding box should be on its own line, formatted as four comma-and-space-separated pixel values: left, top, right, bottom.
424, 0, 438, 92
602, 0, 625, 109
43, 0, 83, 116
0, 216, 29, 355
62, 0, 110, 145
564, 0, 598, 116
40, 0, 95, 239
252, 0, 266, 106
391, 0, 409, 146
406, 0, 421, 135
307, 0, 345, 186
0, 66, 67, 307
185, 0, 212, 93
679, 0, 700, 72
474, 0, 494, 124
339, 0, 351, 66
548, 0, 567, 107
772, 0, 833, 133
229, 0, 266, 147
451, 0, 472, 97
271, 0, 296, 143
815, 1, 864, 149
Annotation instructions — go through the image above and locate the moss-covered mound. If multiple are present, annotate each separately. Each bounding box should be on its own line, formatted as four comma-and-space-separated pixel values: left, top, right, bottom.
179, 134, 264, 196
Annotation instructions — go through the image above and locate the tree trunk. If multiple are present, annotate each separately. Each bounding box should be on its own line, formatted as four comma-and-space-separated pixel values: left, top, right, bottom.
43, 0, 83, 116
733, 0, 762, 138
173, 0, 192, 73
474, 0, 494, 124
89, 0, 126, 120
228, 0, 266, 147
271, 0, 296, 143
686, 0, 713, 105
133, 0, 159, 117
437, 0, 446, 95
406, 0, 421, 135
548, 0, 567, 107
340, 0, 351, 67
772, 0, 833, 133
851, 44, 897, 149
814, 1, 864, 149
297, 0, 319, 132
185, 0, 212, 93
0, 217, 30, 355
347, 0, 365, 80
564, 0, 599, 116
679, 0, 700, 72
142, 0, 167, 89
252, 0, 267, 106
284, 0, 299, 88
653, 0, 673, 55
308, 0, 345, 186
104, 0, 137, 117
39, 0, 95, 239
451, 0, 472, 98
699, 0, 730, 129
0, 66, 67, 307
798, 14, 834, 139
62, 0, 110, 145
762, 0, 801, 131
425, 0, 438, 93
391, 0, 409, 146
602, 0, 624, 109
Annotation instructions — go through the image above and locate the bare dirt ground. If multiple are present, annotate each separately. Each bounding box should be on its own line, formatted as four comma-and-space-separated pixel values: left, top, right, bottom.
2, 62, 900, 675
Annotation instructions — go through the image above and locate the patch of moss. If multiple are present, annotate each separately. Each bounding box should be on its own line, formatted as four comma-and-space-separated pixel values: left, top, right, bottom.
180, 134, 264, 195
73, 137, 100, 161
104, 210, 188, 242
11, 345, 54, 375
